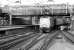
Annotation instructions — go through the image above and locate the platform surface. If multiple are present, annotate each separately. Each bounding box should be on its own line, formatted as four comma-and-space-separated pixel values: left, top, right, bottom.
0, 25, 24, 31
48, 39, 74, 50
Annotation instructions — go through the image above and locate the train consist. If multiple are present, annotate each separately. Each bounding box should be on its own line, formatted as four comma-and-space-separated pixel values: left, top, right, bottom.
39, 15, 71, 33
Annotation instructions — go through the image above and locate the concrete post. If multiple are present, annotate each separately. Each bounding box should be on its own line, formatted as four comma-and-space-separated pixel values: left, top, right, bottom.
9, 15, 12, 25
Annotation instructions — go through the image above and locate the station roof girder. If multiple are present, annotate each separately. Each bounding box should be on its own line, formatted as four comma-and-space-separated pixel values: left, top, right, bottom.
0, 4, 72, 15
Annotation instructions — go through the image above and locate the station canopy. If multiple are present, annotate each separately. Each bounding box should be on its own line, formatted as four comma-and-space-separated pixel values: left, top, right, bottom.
0, 4, 70, 15
0, 0, 73, 15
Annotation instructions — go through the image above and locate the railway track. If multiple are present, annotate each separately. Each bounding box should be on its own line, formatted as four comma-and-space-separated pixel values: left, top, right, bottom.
17, 30, 74, 50
43, 30, 74, 50
19, 30, 74, 50
0, 27, 35, 39
0, 32, 34, 45
39, 30, 59, 50
0, 31, 34, 43
19, 30, 59, 50
0, 31, 34, 39
0, 32, 41, 50
1, 30, 73, 50
22, 34, 45, 50
61, 30, 74, 44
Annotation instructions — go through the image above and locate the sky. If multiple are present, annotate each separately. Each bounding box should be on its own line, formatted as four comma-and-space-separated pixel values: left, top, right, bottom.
0, 0, 74, 6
